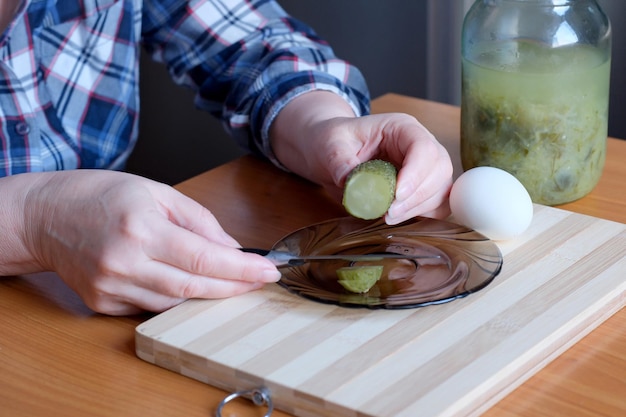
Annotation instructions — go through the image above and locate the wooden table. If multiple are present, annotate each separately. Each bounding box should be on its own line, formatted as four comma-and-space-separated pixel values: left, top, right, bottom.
1, 94, 624, 417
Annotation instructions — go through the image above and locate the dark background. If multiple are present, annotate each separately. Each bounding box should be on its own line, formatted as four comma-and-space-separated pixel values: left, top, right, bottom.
127, 1, 625, 185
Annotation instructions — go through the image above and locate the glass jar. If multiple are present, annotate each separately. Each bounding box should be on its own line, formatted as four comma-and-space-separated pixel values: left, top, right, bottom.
460, 0, 611, 205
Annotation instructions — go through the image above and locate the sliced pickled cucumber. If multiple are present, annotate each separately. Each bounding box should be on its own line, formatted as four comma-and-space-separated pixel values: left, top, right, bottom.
336, 265, 384, 293
342, 160, 397, 220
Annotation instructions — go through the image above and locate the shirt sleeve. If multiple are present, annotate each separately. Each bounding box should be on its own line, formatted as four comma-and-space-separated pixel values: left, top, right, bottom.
141, 0, 370, 166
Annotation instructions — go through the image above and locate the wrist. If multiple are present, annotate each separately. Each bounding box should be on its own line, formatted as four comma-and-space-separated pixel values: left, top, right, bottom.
0, 173, 49, 275
269, 90, 356, 175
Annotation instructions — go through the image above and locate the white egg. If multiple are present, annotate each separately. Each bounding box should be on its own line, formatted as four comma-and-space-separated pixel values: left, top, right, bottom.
450, 167, 533, 241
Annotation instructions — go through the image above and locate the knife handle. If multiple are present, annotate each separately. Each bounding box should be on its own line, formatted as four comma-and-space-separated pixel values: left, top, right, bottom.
240, 247, 271, 257
240, 248, 298, 268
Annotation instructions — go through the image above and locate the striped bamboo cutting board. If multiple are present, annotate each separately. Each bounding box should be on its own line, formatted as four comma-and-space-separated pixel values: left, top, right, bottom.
136, 205, 626, 417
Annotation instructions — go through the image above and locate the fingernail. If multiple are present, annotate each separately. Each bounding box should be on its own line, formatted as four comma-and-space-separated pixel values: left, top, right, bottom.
251, 282, 266, 290
261, 268, 282, 282
387, 200, 405, 220
334, 165, 353, 185
385, 213, 402, 225
395, 183, 410, 202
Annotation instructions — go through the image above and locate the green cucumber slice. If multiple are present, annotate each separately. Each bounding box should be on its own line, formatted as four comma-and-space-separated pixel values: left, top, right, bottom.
336, 265, 384, 293
342, 160, 397, 220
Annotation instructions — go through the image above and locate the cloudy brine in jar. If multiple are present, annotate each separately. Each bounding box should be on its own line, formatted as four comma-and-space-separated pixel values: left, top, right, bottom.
461, 40, 610, 205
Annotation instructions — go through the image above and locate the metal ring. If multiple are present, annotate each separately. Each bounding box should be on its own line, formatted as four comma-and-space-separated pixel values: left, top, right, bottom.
216, 387, 273, 417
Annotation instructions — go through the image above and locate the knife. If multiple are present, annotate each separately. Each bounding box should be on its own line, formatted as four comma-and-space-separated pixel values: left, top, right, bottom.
240, 247, 442, 268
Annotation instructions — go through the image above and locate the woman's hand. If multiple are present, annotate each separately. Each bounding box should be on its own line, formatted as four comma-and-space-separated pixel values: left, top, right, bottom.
270, 91, 453, 223
1, 170, 280, 315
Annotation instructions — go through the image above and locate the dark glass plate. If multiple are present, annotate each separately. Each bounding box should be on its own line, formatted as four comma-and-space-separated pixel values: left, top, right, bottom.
273, 217, 503, 309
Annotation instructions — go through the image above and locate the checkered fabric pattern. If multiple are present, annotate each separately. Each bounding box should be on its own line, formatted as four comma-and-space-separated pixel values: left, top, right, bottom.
0, 0, 369, 176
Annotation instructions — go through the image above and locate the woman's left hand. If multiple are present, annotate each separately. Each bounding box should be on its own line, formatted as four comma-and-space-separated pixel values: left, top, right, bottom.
270, 91, 454, 224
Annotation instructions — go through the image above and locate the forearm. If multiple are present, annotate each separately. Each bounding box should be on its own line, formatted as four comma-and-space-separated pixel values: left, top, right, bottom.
142, 0, 369, 164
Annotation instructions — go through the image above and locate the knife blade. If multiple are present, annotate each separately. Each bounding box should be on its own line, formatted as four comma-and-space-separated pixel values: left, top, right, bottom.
240, 247, 442, 268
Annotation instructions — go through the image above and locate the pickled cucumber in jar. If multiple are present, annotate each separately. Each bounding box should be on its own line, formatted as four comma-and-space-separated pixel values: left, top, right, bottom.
461, 40, 610, 205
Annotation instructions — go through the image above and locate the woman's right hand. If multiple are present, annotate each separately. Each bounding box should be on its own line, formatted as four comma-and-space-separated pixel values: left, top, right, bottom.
1, 170, 281, 315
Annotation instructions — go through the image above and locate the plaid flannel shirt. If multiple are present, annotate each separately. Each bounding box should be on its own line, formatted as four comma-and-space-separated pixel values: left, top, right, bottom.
0, 0, 369, 176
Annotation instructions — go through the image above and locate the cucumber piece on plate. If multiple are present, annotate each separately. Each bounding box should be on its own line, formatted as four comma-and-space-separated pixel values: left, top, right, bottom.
336, 265, 384, 293
342, 160, 397, 220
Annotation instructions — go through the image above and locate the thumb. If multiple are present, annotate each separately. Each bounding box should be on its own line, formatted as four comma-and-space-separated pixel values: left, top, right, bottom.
330, 157, 361, 187
323, 140, 363, 186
